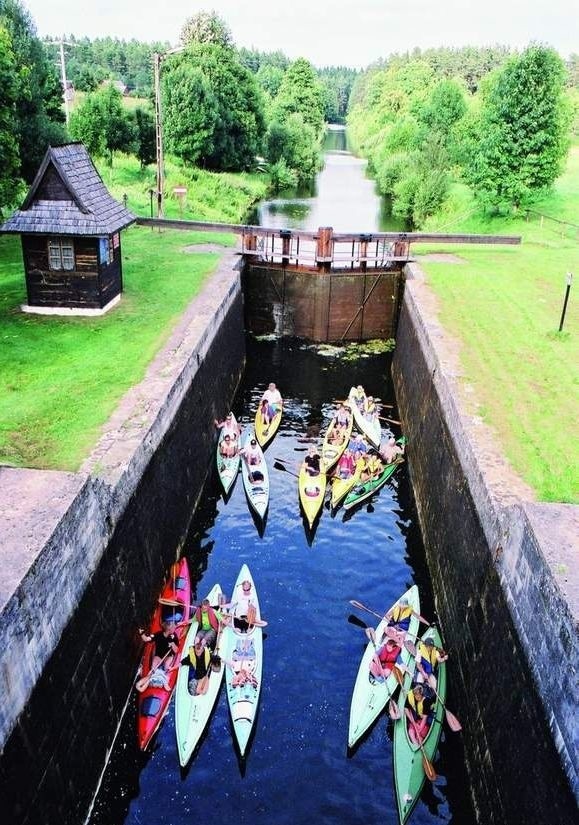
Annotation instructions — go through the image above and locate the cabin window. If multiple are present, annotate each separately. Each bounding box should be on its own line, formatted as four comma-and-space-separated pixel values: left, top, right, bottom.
99, 236, 114, 266
48, 239, 75, 271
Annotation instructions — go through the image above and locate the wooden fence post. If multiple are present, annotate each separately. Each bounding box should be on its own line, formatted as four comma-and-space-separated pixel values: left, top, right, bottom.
280, 229, 291, 266
316, 226, 333, 272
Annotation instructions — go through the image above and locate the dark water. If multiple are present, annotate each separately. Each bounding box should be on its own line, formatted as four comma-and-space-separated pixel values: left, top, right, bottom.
249, 126, 406, 233
89, 338, 475, 825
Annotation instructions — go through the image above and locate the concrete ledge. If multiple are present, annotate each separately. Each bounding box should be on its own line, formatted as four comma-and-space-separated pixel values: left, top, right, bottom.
21, 294, 121, 316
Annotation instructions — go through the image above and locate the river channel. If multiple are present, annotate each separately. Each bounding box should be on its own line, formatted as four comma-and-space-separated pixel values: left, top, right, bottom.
89, 131, 475, 824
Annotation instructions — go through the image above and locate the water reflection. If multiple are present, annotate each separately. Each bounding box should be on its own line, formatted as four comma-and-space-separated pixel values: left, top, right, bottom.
251, 125, 406, 233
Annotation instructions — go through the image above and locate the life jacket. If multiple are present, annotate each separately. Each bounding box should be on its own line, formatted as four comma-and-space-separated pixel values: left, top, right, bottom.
391, 604, 413, 623
378, 643, 400, 666
188, 646, 211, 669
195, 605, 219, 631
418, 642, 438, 668
408, 690, 430, 719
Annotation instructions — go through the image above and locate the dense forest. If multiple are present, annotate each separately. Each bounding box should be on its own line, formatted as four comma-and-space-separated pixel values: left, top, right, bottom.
1, 2, 578, 224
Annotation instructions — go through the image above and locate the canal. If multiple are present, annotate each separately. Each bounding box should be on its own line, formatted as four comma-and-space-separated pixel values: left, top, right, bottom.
89, 338, 475, 825
88, 128, 475, 824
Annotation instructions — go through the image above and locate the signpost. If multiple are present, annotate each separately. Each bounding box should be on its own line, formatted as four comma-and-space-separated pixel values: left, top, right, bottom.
173, 186, 187, 219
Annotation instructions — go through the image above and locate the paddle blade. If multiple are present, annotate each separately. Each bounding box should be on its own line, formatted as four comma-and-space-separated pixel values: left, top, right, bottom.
392, 665, 405, 686
389, 699, 401, 721
404, 639, 417, 656
445, 708, 463, 732
210, 654, 222, 673
422, 752, 437, 782
347, 613, 368, 630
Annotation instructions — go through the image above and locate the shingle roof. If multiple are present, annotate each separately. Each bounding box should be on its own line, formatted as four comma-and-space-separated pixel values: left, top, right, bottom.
0, 143, 136, 236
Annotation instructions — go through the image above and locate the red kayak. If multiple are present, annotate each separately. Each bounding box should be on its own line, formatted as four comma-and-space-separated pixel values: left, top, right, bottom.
137, 558, 192, 750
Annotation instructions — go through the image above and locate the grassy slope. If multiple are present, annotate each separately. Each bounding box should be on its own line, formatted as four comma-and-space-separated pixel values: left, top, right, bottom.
0, 228, 228, 470
415, 147, 579, 503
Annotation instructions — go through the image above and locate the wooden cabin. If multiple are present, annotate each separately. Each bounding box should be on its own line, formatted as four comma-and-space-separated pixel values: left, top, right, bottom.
0, 143, 135, 315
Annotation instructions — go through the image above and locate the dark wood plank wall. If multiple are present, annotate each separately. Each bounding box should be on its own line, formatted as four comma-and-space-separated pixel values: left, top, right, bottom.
21, 235, 114, 309
98, 240, 123, 308
243, 263, 402, 342
36, 167, 71, 201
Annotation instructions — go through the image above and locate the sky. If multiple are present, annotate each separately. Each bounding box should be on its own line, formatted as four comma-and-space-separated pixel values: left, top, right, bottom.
23, 0, 577, 69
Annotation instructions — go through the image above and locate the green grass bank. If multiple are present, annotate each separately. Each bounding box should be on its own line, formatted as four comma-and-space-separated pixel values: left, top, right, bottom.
414, 146, 579, 503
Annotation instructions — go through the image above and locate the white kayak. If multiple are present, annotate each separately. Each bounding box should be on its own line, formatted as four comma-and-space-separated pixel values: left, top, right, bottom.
348, 585, 420, 749
174, 584, 224, 767
240, 430, 269, 519
216, 413, 240, 495
348, 386, 382, 449
222, 564, 263, 757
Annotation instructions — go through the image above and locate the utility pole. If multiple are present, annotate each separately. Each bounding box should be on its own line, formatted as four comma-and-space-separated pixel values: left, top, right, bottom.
153, 45, 184, 219
49, 38, 74, 126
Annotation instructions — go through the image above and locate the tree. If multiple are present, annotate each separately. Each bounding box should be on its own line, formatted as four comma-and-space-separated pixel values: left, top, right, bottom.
0, 25, 20, 211
0, 0, 67, 181
180, 11, 232, 48
132, 106, 156, 168
265, 113, 320, 185
464, 46, 570, 210
273, 58, 325, 136
69, 84, 134, 165
163, 44, 265, 171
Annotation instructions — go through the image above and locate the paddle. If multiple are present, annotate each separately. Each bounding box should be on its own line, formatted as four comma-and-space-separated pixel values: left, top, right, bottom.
350, 599, 431, 628
135, 648, 173, 692
273, 458, 300, 479
403, 640, 462, 732
379, 416, 402, 426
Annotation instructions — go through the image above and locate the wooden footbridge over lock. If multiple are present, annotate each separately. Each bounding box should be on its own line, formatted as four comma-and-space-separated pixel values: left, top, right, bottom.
136, 217, 521, 343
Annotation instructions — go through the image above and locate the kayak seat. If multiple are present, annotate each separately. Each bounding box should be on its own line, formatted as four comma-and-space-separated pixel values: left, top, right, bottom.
305, 487, 320, 497
251, 471, 264, 482
141, 696, 162, 717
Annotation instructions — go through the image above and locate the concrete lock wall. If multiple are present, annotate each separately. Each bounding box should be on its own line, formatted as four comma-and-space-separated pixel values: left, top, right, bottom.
393, 264, 579, 824
0, 251, 245, 825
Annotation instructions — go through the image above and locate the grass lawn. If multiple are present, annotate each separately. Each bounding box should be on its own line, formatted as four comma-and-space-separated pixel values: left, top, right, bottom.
416, 147, 579, 503
0, 226, 234, 470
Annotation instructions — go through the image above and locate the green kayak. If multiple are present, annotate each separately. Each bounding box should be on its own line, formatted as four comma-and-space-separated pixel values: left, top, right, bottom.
348, 585, 420, 749
342, 457, 404, 510
393, 626, 447, 824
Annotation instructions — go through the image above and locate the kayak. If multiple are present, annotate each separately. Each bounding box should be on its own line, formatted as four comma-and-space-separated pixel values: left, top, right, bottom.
137, 558, 191, 751
321, 414, 353, 471
330, 457, 363, 510
240, 430, 269, 520
222, 564, 263, 757
342, 457, 404, 511
298, 464, 327, 528
348, 585, 420, 749
216, 413, 240, 495
175, 584, 224, 767
394, 626, 447, 824
254, 398, 283, 448
348, 386, 381, 449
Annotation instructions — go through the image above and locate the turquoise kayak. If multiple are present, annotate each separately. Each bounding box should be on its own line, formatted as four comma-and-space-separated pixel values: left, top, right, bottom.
222, 564, 263, 757
174, 584, 224, 767
348, 585, 420, 748
393, 626, 447, 824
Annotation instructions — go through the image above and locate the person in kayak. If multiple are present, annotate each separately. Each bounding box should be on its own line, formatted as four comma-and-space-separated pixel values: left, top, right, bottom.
350, 433, 368, 461
214, 413, 240, 441
384, 597, 429, 645
171, 638, 212, 696
260, 382, 282, 428
222, 579, 256, 633
335, 402, 351, 430
368, 635, 402, 683
360, 452, 383, 483
303, 445, 322, 477
406, 683, 435, 744
380, 435, 405, 464
138, 620, 179, 690
336, 448, 355, 479
415, 637, 448, 688
364, 395, 378, 421
219, 433, 237, 458
194, 598, 221, 649
351, 385, 365, 409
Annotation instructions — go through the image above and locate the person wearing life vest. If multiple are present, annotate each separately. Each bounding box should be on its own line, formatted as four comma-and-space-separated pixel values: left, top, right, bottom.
369, 636, 402, 682
406, 683, 435, 744
364, 395, 377, 421
415, 637, 448, 688
351, 385, 365, 409
194, 598, 220, 649
383, 597, 429, 645
170, 638, 212, 696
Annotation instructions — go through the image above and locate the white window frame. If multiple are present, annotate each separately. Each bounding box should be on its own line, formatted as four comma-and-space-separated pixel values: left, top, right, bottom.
48, 238, 75, 271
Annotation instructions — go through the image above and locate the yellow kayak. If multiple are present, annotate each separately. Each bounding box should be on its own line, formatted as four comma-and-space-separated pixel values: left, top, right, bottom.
254, 401, 283, 448
330, 459, 363, 510
321, 415, 353, 472
298, 465, 327, 528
